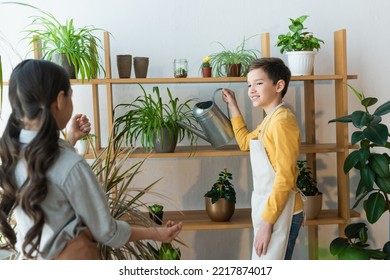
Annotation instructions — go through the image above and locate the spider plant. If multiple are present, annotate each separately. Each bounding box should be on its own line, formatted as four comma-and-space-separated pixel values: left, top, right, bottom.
113, 85, 198, 153
88, 132, 165, 259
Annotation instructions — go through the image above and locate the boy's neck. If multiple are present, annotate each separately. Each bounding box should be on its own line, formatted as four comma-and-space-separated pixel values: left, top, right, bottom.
264, 100, 283, 115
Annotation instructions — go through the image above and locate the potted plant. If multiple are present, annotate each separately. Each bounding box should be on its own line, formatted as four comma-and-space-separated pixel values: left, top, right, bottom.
296, 160, 323, 219
75, 133, 97, 155
147, 242, 181, 260
204, 168, 236, 222
276, 15, 324, 75
200, 56, 212, 77
329, 222, 389, 260
148, 204, 164, 225
209, 36, 258, 77
328, 85, 390, 259
14, 3, 105, 81
113, 85, 198, 153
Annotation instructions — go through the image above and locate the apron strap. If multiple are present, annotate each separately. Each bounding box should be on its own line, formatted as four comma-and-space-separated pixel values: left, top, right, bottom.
260, 102, 285, 139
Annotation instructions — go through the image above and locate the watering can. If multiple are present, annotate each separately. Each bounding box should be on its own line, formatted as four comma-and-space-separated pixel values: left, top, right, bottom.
177, 88, 234, 148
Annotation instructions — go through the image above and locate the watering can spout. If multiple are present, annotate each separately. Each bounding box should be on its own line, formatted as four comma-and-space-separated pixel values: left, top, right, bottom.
176, 121, 210, 142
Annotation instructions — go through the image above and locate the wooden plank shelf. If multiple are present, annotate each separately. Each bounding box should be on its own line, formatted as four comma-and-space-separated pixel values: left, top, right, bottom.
163, 208, 360, 231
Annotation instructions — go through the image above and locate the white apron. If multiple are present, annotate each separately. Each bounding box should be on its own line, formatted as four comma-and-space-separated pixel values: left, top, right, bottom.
250, 103, 295, 260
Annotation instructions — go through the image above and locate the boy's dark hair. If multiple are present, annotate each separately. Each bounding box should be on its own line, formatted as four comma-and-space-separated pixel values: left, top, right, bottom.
249, 57, 291, 98
0, 59, 70, 259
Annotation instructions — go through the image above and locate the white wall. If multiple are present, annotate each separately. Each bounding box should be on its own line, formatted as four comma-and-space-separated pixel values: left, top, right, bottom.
0, 0, 389, 260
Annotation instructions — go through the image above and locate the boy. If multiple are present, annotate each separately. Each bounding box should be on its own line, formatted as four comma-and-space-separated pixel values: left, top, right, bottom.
222, 57, 303, 260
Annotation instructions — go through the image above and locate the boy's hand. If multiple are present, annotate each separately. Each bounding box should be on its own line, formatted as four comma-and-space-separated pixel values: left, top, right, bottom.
222, 88, 241, 118
254, 218, 273, 257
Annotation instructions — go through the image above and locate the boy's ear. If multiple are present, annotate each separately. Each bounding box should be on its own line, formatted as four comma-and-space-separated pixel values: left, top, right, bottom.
276, 80, 286, 94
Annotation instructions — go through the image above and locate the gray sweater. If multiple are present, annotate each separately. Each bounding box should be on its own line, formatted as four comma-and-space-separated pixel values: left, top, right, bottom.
14, 130, 131, 259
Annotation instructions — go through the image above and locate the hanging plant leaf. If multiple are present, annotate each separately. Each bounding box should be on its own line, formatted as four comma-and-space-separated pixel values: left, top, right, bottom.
374, 100, 390, 116
369, 153, 390, 178
375, 175, 390, 194
344, 150, 360, 174
351, 111, 373, 129
363, 124, 389, 146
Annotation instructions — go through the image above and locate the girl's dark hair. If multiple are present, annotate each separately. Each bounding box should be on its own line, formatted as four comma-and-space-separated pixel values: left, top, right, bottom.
249, 57, 291, 98
0, 59, 70, 259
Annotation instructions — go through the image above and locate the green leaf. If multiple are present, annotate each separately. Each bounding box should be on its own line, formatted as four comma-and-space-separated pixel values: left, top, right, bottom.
338, 247, 371, 260
351, 111, 373, 129
351, 131, 365, 145
374, 100, 390, 116
360, 166, 375, 189
344, 222, 367, 239
364, 192, 387, 224
363, 124, 389, 145
361, 97, 378, 108
383, 241, 390, 260
344, 150, 360, 174
370, 153, 390, 178
375, 175, 390, 193
347, 84, 364, 101
329, 237, 349, 256
329, 114, 353, 123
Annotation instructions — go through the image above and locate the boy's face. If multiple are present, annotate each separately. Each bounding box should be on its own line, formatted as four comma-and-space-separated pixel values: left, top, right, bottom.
247, 68, 284, 114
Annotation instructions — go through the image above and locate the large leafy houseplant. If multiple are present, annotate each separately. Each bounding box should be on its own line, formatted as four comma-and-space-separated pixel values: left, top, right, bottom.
276, 15, 324, 54
113, 85, 198, 152
10, 2, 105, 81
209, 36, 258, 77
328, 85, 390, 259
296, 160, 321, 196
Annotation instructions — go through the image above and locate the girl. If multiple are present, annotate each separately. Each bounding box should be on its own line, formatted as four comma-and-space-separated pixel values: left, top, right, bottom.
0, 59, 182, 259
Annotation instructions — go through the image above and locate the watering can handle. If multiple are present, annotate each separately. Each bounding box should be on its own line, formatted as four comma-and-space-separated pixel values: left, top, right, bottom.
213, 88, 231, 119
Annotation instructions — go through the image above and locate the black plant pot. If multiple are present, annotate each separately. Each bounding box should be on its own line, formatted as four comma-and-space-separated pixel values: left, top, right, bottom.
149, 212, 164, 225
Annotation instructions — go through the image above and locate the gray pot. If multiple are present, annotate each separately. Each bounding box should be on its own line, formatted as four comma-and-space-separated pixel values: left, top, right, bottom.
52, 53, 76, 79
117, 54, 132, 78
152, 127, 178, 153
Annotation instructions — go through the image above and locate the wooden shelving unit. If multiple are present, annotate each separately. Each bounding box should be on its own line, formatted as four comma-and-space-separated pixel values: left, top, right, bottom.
34, 29, 358, 259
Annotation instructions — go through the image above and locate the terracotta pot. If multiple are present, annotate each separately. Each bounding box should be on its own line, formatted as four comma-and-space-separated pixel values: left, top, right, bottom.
117, 54, 132, 78
226, 63, 241, 77
205, 197, 235, 222
133, 57, 149, 78
303, 194, 322, 219
202, 67, 212, 77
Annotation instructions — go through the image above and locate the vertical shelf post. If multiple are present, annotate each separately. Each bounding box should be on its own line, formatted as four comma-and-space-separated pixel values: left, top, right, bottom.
334, 29, 350, 236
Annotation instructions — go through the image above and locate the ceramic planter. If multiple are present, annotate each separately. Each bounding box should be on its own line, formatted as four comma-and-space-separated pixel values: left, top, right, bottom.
133, 57, 149, 78
205, 197, 235, 222
226, 63, 241, 77
152, 127, 178, 153
75, 139, 88, 155
52, 53, 76, 79
117, 54, 132, 78
303, 194, 322, 219
286, 51, 316, 76
149, 212, 164, 225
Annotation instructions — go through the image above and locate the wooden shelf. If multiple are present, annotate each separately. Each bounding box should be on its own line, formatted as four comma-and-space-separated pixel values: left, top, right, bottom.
163, 208, 360, 230
30, 74, 356, 87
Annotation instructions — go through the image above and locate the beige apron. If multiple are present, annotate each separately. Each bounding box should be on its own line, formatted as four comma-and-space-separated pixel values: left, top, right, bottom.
250, 102, 295, 260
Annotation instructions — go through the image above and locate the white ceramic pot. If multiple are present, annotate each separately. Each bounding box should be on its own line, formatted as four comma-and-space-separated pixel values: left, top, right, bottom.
75, 139, 88, 155
286, 51, 316, 76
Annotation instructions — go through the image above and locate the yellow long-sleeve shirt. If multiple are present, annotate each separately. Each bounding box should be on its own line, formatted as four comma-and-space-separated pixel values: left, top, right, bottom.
231, 107, 303, 224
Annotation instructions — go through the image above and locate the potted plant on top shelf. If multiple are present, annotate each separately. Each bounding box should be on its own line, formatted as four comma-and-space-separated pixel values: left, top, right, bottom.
204, 168, 237, 222
113, 85, 198, 153
200, 56, 212, 77
296, 160, 322, 219
209, 36, 259, 77
13, 2, 105, 81
276, 15, 324, 76
328, 85, 390, 259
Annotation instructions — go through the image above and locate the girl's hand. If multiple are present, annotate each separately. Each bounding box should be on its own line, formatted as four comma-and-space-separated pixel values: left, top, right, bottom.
66, 114, 91, 146
157, 220, 183, 243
